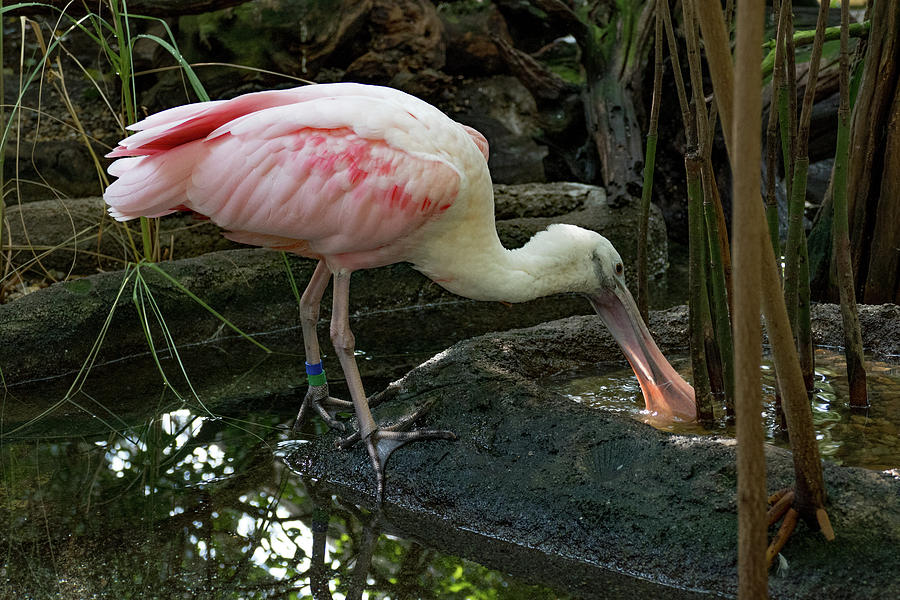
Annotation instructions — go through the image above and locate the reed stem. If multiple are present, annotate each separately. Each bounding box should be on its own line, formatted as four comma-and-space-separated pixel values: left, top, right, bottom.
687, 152, 714, 421
702, 157, 734, 407
637, 0, 665, 323
832, 0, 868, 409
732, 0, 767, 593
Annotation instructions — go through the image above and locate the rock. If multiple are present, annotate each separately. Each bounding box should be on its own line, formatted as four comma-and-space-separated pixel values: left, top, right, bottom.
2, 140, 110, 203
449, 76, 548, 183
439, 2, 510, 76
281, 304, 900, 599
809, 303, 900, 357
0, 251, 572, 388
294, 0, 375, 75
0, 182, 670, 385
345, 0, 448, 95
3, 197, 239, 274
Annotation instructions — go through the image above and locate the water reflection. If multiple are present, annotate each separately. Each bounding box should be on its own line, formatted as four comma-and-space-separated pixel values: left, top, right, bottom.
548, 348, 900, 471
0, 401, 566, 599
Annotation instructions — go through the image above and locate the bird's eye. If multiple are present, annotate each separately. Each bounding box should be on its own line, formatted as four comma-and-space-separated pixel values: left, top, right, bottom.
615, 262, 624, 275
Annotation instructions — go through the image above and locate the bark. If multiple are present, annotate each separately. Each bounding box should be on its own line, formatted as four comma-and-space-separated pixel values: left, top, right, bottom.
587, 69, 646, 204
847, 0, 900, 304
526, 0, 654, 204
492, 36, 576, 101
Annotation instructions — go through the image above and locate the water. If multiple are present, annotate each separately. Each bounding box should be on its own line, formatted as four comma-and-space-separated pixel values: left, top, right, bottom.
0, 332, 568, 600
0, 407, 565, 599
547, 348, 900, 471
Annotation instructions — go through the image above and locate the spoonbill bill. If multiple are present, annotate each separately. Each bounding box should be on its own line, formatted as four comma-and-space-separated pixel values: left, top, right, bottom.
104, 82, 696, 499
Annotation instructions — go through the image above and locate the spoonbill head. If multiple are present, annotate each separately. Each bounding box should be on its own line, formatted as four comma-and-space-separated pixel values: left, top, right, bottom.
447, 222, 696, 422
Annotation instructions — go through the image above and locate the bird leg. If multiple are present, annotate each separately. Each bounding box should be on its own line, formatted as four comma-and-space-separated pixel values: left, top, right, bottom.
293, 260, 353, 433
328, 270, 456, 502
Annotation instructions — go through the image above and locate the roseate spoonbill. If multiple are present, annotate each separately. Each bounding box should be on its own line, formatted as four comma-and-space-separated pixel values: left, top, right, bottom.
104, 82, 696, 499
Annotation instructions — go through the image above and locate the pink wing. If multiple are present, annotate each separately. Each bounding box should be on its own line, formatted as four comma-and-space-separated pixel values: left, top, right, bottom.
104, 85, 470, 267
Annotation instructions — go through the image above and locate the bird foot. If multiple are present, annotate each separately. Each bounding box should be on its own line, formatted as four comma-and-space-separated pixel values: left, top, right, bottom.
292, 383, 354, 434
337, 400, 457, 503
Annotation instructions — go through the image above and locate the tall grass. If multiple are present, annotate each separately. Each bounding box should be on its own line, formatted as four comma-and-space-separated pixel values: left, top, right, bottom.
0, 2, 274, 439
0, 0, 210, 268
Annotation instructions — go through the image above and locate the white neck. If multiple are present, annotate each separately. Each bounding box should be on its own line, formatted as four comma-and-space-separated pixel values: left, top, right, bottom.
412, 230, 583, 303
404, 171, 602, 304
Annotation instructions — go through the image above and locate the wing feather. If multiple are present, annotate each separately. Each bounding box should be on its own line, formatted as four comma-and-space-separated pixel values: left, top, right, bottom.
188, 123, 459, 257
104, 84, 479, 265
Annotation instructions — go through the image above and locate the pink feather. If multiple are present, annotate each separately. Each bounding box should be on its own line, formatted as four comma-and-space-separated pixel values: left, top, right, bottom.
104, 84, 480, 269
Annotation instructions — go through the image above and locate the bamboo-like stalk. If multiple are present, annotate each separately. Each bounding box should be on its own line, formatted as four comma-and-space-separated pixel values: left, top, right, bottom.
699, 0, 832, 541
772, 1, 797, 301
695, 0, 734, 145
701, 62, 734, 409
705, 157, 734, 309
686, 153, 714, 420
772, 7, 795, 422
732, 0, 767, 593
701, 99, 734, 318
847, 0, 899, 303
782, 1, 797, 194
764, 0, 789, 256
661, 0, 693, 143
784, 0, 830, 392
682, 0, 726, 415
702, 157, 734, 407
798, 240, 814, 391
682, 0, 708, 147
637, 0, 665, 323
783, 167, 807, 331
775, 82, 793, 247
758, 219, 833, 540
833, 0, 868, 409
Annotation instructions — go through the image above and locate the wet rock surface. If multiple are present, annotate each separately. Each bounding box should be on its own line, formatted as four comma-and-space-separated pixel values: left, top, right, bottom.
283, 306, 900, 599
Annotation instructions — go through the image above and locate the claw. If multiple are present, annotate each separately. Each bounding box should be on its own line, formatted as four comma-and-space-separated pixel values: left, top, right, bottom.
292, 383, 353, 434
336, 400, 457, 504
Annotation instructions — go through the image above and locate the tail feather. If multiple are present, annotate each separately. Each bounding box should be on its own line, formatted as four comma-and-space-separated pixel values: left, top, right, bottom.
104, 89, 315, 218
104, 144, 202, 221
